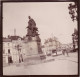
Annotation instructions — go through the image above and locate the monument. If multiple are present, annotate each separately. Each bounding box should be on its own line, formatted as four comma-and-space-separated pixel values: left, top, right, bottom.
24, 16, 43, 59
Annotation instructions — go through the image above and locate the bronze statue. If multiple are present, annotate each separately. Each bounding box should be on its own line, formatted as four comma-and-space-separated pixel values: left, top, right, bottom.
28, 16, 36, 27
26, 16, 42, 54
26, 16, 38, 37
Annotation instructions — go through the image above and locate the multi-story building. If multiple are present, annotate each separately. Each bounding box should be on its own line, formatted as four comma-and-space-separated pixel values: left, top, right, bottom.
42, 37, 61, 55
3, 37, 12, 64
3, 35, 25, 64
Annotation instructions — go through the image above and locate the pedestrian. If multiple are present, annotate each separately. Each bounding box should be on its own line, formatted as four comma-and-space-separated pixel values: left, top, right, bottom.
19, 50, 23, 63
8, 51, 13, 65
62, 48, 69, 56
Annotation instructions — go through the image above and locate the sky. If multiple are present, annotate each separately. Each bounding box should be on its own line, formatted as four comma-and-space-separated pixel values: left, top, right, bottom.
3, 2, 77, 45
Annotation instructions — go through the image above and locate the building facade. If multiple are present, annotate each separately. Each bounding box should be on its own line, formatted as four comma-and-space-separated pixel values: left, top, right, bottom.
3, 36, 24, 64
42, 37, 61, 55
3, 38, 12, 64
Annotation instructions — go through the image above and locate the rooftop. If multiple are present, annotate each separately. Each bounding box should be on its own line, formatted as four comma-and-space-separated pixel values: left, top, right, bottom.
9, 36, 20, 40
3, 35, 23, 42
3, 38, 12, 42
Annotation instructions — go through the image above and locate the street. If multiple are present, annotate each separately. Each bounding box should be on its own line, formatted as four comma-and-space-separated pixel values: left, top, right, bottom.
3, 52, 78, 75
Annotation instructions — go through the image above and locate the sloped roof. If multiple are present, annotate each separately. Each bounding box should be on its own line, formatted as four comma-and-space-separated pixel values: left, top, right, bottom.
9, 36, 20, 40
9, 36, 24, 41
44, 37, 57, 44
3, 36, 23, 42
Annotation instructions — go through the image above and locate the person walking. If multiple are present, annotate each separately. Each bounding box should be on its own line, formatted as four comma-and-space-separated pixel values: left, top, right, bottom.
62, 47, 69, 56
8, 50, 13, 65
19, 50, 23, 63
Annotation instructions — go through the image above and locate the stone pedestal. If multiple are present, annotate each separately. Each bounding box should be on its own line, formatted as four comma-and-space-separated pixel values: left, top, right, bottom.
24, 36, 43, 59
24, 37, 40, 55
23, 36, 44, 64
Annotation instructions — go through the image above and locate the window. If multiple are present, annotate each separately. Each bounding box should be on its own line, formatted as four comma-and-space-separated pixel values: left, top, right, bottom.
8, 49, 10, 53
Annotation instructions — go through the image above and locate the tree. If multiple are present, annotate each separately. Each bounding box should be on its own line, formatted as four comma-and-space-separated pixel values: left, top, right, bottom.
68, 2, 78, 52
68, 2, 78, 22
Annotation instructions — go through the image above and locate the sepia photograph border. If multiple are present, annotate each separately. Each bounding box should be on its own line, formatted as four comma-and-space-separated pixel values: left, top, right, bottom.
0, 0, 79, 77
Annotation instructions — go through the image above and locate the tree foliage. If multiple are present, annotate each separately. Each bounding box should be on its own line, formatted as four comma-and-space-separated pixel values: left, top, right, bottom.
68, 2, 78, 22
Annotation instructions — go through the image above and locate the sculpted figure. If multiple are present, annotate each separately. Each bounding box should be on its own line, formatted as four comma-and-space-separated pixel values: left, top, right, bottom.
27, 16, 38, 37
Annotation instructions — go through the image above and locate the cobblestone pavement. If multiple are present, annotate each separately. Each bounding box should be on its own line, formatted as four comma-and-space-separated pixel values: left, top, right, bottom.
3, 52, 78, 75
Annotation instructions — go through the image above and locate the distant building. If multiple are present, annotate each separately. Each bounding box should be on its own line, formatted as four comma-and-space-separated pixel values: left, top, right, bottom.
42, 37, 61, 55
61, 44, 69, 50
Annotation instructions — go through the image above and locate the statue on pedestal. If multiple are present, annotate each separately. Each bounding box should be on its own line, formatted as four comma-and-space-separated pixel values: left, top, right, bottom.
25, 16, 42, 54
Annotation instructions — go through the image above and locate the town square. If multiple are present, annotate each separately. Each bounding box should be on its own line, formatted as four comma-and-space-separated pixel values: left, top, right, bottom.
3, 2, 78, 75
